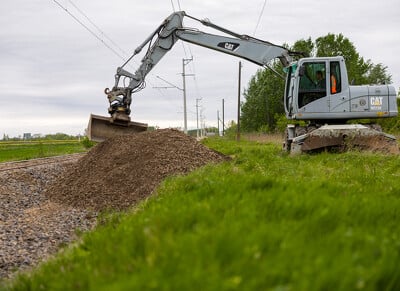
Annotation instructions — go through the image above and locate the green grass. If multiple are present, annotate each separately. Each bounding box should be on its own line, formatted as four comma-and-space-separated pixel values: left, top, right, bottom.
4, 138, 400, 290
0, 140, 88, 162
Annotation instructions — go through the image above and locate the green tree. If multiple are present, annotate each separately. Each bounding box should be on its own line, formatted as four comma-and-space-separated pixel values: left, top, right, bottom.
315, 33, 391, 85
42, 133, 75, 140
364, 62, 392, 85
292, 37, 314, 58
241, 60, 285, 132
223, 120, 238, 139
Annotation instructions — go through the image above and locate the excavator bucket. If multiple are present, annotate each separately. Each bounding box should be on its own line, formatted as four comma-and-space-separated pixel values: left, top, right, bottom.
87, 114, 147, 142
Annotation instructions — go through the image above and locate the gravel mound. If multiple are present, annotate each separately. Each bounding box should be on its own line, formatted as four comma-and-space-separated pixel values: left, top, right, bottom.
0, 161, 95, 279
46, 129, 228, 211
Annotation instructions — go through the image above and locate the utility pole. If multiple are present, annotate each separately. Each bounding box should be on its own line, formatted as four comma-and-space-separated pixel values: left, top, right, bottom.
196, 98, 201, 138
237, 61, 242, 141
217, 110, 220, 136
200, 106, 205, 137
182, 57, 193, 134
222, 98, 225, 136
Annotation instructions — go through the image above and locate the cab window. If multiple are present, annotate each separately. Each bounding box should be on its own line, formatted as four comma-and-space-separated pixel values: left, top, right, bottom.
298, 62, 326, 107
330, 61, 341, 94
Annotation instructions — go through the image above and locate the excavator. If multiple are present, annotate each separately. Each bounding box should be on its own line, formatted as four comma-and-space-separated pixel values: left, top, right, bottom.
88, 11, 398, 153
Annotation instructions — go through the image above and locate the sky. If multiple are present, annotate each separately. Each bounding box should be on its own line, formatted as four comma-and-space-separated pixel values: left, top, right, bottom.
1, 0, 399, 137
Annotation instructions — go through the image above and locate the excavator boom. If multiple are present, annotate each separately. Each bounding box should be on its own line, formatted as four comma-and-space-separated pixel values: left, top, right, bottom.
88, 11, 297, 141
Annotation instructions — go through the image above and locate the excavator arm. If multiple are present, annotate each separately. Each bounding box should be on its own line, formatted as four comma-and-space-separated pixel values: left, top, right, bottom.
106, 11, 297, 118
89, 11, 299, 141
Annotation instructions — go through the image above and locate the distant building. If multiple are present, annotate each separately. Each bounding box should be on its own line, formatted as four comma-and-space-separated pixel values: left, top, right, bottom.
23, 133, 32, 140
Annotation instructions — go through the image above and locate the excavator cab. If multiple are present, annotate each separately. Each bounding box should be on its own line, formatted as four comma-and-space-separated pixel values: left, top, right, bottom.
283, 56, 398, 153
285, 56, 397, 121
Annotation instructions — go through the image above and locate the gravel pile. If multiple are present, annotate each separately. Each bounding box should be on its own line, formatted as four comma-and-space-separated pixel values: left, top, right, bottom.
0, 161, 96, 279
46, 129, 228, 211
1, 129, 227, 279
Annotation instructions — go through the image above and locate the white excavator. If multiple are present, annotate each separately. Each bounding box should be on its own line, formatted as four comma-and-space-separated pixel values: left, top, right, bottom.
88, 11, 398, 153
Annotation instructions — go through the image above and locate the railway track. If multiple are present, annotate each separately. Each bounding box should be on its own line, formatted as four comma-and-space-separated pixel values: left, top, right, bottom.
0, 153, 85, 172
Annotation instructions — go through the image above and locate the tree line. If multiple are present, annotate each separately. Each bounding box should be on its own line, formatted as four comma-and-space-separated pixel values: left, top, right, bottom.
2, 133, 82, 141
240, 33, 397, 133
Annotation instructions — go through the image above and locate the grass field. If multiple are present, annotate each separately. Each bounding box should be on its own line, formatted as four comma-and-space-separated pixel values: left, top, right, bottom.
0, 140, 88, 162
4, 138, 400, 290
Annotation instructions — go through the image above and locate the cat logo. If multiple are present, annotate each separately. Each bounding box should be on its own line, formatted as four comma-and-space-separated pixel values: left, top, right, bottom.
217, 42, 240, 51
370, 96, 383, 110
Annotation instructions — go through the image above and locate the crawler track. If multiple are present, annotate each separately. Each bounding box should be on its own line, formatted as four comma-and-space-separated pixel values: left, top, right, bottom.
0, 153, 86, 172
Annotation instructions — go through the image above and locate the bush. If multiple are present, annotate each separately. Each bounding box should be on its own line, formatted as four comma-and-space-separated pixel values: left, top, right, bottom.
81, 137, 96, 149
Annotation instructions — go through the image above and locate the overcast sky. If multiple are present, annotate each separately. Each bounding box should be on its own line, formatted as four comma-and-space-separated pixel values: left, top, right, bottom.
1, 0, 399, 137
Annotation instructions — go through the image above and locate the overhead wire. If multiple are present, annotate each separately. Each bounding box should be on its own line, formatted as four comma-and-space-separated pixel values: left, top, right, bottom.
170, 0, 200, 93
66, 0, 128, 58
253, 0, 267, 36
52, 0, 184, 104
174, 0, 205, 123
61, 0, 158, 85
170, 0, 176, 12
167, 0, 205, 127
52, 0, 126, 63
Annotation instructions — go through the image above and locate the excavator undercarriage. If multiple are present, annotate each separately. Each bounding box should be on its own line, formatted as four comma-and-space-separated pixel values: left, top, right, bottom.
284, 124, 399, 154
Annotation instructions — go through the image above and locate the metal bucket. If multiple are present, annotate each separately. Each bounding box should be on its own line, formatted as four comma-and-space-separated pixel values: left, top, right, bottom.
87, 114, 147, 142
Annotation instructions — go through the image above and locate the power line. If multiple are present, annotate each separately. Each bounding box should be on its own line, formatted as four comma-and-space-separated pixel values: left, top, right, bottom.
54, 0, 194, 111
170, 0, 176, 12
51, 0, 178, 91
253, 0, 267, 36
169, 1, 198, 88
193, 75, 203, 99
51, 0, 126, 63
66, 0, 129, 58
181, 42, 189, 59
169, 0, 191, 61
169, 0, 204, 123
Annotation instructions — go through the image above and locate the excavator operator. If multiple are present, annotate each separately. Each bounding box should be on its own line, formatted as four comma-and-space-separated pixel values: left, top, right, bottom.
316, 70, 325, 89
331, 73, 337, 94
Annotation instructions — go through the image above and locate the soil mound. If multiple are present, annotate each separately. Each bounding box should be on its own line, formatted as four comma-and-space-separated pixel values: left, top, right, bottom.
45, 129, 228, 211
